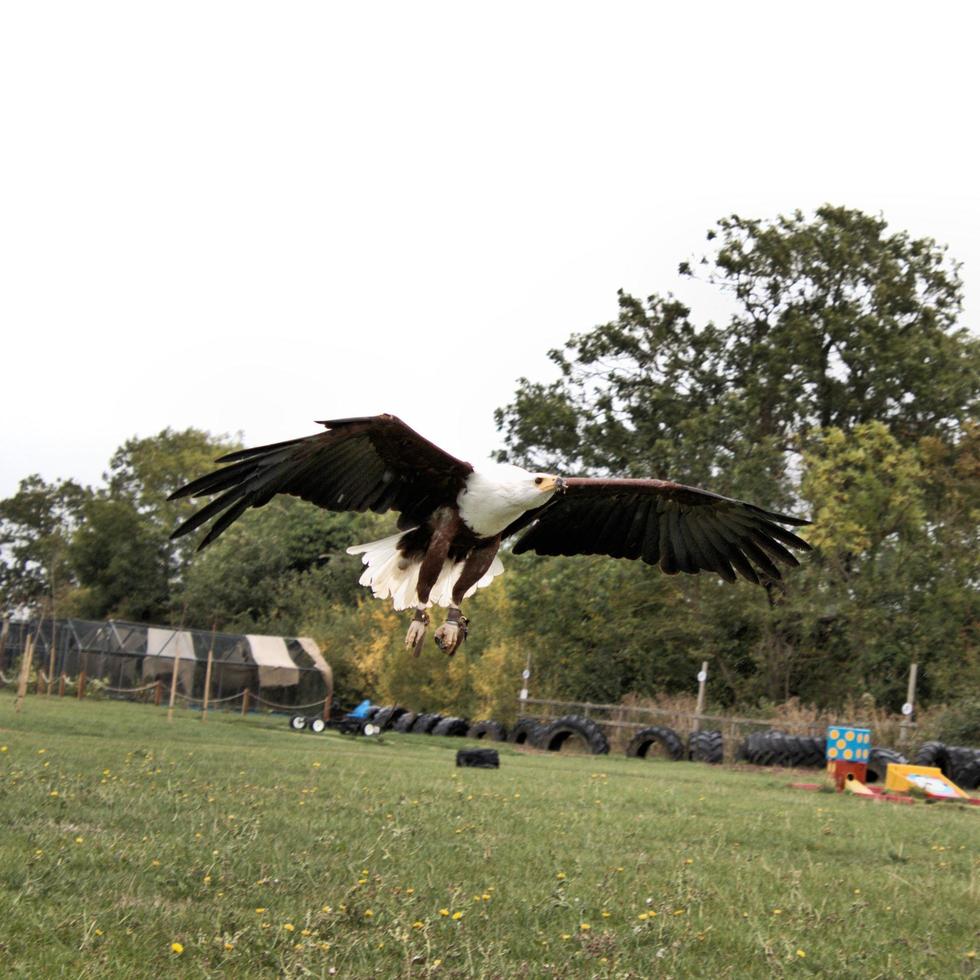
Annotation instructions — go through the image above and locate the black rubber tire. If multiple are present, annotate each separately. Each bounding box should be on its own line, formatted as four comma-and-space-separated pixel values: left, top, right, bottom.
750, 731, 787, 766
537, 715, 610, 755
456, 748, 500, 769
626, 726, 685, 761
392, 711, 419, 733
309, 717, 326, 734
736, 731, 768, 763
777, 734, 826, 768
688, 730, 723, 764
410, 712, 444, 734
865, 746, 908, 784
950, 753, 980, 791
372, 706, 407, 731
913, 740, 947, 769
432, 716, 470, 737
466, 720, 508, 741
507, 717, 544, 746
289, 715, 307, 731
945, 745, 980, 788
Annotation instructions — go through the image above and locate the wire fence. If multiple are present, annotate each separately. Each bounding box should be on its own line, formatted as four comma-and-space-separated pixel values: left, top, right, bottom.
1, 617, 333, 718
519, 694, 920, 757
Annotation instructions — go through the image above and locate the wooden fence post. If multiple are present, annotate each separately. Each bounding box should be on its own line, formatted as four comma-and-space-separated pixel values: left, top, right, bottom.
899, 662, 918, 747
201, 625, 216, 723
78, 671, 87, 699
693, 661, 709, 733
241, 689, 250, 716
15, 636, 35, 714
58, 673, 66, 697
47, 619, 57, 696
154, 679, 163, 706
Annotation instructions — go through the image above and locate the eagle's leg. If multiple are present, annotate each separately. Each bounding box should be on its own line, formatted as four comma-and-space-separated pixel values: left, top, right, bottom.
405, 507, 460, 656
405, 608, 429, 657
434, 536, 501, 656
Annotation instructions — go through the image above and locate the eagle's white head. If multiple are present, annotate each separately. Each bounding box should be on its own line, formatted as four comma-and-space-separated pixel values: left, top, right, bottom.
458, 463, 564, 537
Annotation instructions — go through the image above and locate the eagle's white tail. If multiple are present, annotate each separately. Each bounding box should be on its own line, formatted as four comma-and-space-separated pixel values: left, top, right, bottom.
346, 530, 504, 610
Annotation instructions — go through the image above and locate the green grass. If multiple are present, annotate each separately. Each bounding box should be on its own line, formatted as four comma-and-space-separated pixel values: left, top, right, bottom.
0, 693, 976, 979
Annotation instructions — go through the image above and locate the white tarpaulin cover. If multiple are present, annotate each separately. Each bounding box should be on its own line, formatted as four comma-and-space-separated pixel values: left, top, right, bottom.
247, 634, 300, 688
142, 628, 197, 691
296, 636, 332, 697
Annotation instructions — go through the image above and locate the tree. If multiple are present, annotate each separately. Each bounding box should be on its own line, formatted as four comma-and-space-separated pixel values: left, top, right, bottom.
60, 428, 241, 622
497, 206, 978, 497
494, 206, 980, 708
0, 475, 88, 615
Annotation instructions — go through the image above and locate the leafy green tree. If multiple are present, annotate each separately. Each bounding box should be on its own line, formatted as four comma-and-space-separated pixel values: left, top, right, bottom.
0, 475, 88, 615
497, 206, 978, 497
494, 206, 980, 709
67, 494, 171, 621
175, 498, 369, 634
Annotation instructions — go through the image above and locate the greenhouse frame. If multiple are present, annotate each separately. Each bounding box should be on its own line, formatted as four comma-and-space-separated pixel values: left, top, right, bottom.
0, 617, 332, 710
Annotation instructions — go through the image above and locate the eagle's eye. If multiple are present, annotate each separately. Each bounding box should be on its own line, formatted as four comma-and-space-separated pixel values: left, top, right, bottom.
534, 477, 543, 485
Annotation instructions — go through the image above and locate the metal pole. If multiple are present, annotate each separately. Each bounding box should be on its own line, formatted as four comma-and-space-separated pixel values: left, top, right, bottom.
694, 661, 709, 733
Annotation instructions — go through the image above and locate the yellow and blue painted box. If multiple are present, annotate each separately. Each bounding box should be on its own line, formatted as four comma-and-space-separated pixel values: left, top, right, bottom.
825, 725, 871, 762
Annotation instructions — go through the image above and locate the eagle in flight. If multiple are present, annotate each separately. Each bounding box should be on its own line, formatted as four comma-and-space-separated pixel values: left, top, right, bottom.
170, 414, 811, 656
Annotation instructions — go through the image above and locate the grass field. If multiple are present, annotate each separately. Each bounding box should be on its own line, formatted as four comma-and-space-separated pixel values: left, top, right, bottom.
0, 693, 976, 979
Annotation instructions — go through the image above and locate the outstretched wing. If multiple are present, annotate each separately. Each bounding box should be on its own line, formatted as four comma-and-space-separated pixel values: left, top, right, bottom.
169, 414, 473, 549
505, 477, 811, 584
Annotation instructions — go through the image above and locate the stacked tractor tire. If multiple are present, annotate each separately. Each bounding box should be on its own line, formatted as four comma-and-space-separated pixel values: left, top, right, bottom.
309, 705, 980, 782
913, 741, 980, 790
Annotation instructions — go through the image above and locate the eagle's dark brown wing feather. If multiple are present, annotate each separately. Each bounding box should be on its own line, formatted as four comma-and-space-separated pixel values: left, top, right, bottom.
169, 414, 473, 549
506, 477, 810, 584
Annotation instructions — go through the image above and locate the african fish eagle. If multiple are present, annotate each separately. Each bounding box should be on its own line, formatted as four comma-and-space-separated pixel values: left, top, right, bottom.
169, 414, 811, 656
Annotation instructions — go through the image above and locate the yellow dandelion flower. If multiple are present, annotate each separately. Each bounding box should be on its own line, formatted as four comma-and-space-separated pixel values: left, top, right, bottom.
561, 933, 572, 940
452, 911, 463, 921
601, 911, 611, 918
75, 837, 84, 844
255, 907, 267, 914
321, 905, 332, 913
796, 949, 806, 958
772, 909, 783, 915
364, 910, 373, 918
0, 746, 7, 752
301, 929, 312, 937
638, 913, 649, 921
556, 871, 566, 880
405, 887, 414, 895
170, 942, 184, 955
283, 923, 295, 931
49, 790, 59, 798
412, 921, 424, 929
580, 923, 591, 931
439, 908, 449, 917
224, 942, 234, 951
94, 929, 103, 936
151, 859, 160, 867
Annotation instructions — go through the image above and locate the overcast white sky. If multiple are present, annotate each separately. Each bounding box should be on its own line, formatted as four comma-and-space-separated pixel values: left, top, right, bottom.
2, 2, 978, 498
